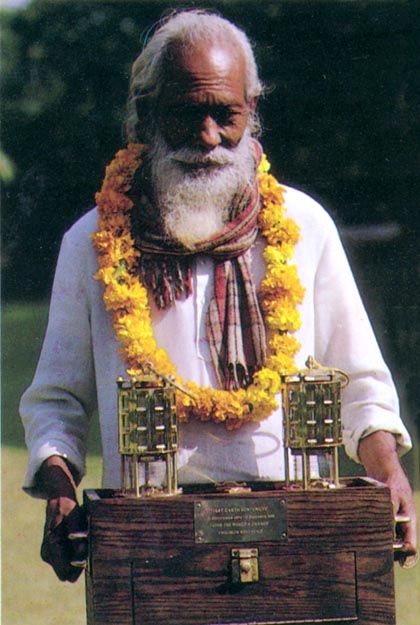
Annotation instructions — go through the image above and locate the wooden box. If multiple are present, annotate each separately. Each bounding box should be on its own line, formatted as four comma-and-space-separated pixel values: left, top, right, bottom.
84, 478, 396, 625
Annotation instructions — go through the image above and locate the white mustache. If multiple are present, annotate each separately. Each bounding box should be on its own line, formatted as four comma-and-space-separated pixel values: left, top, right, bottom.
170, 146, 236, 167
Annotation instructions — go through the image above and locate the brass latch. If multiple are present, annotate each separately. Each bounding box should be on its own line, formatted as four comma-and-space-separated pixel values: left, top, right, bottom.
231, 548, 259, 583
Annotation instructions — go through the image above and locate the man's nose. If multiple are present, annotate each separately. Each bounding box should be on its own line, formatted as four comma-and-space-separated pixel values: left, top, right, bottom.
195, 116, 222, 149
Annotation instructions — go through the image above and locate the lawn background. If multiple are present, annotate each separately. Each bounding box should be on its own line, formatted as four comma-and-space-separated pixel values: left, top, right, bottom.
2, 301, 419, 624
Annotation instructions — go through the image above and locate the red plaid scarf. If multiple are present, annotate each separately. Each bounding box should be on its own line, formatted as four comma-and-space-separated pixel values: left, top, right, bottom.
132, 163, 266, 390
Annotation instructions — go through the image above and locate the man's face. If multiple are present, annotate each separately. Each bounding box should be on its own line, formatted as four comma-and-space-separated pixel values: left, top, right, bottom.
156, 42, 254, 153
149, 41, 257, 248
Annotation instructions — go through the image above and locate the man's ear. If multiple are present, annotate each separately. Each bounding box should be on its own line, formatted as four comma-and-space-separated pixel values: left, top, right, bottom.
248, 96, 259, 113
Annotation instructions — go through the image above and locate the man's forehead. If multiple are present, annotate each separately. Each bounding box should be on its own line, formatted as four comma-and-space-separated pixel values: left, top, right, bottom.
162, 40, 246, 92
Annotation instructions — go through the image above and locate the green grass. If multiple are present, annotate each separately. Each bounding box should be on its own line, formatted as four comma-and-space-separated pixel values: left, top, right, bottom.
1, 301, 103, 624
2, 447, 102, 625
2, 301, 419, 624
2, 301, 50, 447
2, 301, 102, 454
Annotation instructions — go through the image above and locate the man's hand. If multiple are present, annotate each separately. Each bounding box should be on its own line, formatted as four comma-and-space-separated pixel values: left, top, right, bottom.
38, 456, 88, 582
358, 431, 418, 568
45, 496, 78, 533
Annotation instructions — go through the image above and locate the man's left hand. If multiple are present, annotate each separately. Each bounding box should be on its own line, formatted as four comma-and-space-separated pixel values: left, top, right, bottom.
358, 430, 418, 567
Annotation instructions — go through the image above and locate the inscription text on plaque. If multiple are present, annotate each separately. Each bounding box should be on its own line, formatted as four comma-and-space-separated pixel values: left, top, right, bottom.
194, 498, 287, 544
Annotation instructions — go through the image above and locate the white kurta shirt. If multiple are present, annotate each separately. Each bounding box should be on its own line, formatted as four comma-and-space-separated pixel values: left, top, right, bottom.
20, 185, 411, 495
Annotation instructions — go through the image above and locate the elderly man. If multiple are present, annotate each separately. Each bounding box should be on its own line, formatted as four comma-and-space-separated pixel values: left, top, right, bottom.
21, 10, 417, 581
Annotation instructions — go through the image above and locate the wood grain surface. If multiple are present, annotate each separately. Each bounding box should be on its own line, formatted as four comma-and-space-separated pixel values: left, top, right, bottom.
84, 480, 396, 625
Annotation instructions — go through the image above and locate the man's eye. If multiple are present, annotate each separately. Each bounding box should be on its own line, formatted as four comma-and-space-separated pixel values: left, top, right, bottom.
214, 109, 238, 125
174, 106, 201, 121
167, 105, 240, 127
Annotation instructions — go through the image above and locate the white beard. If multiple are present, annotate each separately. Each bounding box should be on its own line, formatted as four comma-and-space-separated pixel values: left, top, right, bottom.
150, 129, 256, 249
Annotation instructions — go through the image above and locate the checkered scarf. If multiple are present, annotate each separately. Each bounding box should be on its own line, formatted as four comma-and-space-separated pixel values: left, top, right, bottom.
132, 172, 266, 390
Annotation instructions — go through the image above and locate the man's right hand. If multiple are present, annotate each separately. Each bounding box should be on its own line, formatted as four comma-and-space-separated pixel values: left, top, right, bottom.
38, 457, 88, 582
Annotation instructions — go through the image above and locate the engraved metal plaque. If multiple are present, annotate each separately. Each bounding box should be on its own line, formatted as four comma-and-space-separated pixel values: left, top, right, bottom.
194, 498, 287, 544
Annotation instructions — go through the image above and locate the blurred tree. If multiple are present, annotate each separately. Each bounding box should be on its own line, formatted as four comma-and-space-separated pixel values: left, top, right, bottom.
1, 1, 154, 296
0, 148, 16, 183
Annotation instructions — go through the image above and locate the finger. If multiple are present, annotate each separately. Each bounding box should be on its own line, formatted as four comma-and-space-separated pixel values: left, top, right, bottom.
395, 523, 418, 570
46, 497, 78, 530
400, 552, 419, 569
394, 506, 418, 568
45, 499, 63, 531
66, 505, 89, 568
403, 520, 418, 552
69, 533, 89, 569
396, 500, 418, 549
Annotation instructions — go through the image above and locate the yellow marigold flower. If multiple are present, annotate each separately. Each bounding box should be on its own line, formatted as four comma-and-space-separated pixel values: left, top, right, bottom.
213, 390, 245, 422
94, 266, 116, 286
153, 348, 176, 376
265, 305, 302, 333
252, 367, 281, 394
257, 154, 271, 174
269, 332, 300, 354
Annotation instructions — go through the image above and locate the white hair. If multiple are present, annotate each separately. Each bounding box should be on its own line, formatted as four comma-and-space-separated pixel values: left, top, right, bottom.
126, 10, 264, 143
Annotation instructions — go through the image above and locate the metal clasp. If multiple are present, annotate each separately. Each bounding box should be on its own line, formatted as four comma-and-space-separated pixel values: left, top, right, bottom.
231, 548, 259, 583
393, 515, 418, 568
68, 530, 89, 572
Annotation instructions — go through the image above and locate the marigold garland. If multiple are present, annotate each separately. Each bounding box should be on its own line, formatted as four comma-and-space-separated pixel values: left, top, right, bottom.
92, 144, 305, 430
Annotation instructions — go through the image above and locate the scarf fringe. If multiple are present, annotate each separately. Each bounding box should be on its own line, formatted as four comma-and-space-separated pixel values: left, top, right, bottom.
139, 256, 192, 308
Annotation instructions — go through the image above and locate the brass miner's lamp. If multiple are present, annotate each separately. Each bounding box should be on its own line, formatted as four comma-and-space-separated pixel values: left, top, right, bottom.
280, 356, 349, 489
118, 356, 349, 495
117, 366, 180, 497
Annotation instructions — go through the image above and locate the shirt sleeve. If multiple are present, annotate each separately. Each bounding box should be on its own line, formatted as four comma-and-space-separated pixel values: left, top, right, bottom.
312, 211, 412, 463
20, 219, 98, 498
